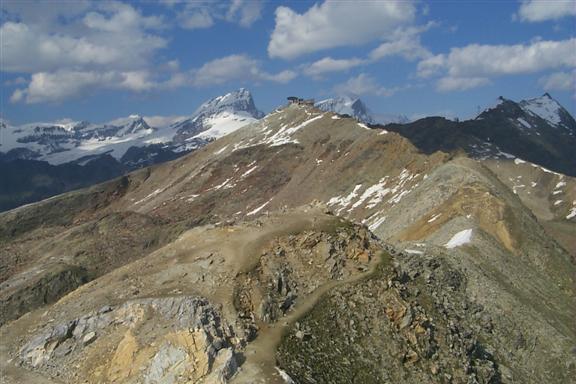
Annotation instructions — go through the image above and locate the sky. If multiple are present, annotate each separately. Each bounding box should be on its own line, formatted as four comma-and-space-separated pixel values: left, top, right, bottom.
1, 0, 575, 125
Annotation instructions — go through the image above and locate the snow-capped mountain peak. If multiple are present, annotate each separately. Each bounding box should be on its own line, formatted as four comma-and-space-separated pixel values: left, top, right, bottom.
519, 93, 566, 127
1, 88, 265, 166
172, 89, 263, 144
107, 115, 153, 136
316, 96, 374, 124
316, 96, 409, 125
477, 93, 575, 135
191, 88, 264, 120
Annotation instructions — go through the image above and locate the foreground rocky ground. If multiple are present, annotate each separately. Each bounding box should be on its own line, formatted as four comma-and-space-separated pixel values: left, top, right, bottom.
0, 207, 383, 383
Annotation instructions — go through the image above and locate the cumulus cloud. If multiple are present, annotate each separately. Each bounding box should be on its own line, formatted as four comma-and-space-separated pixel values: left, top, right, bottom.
169, 0, 264, 29
369, 23, 436, 61
516, 0, 576, 22
12, 70, 158, 103
176, 2, 215, 29
10, 89, 26, 103
538, 70, 576, 91
303, 57, 365, 77
2, 1, 180, 103
226, 0, 264, 27
4, 2, 293, 103
436, 77, 491, 92
333, 73, 400, 97
3, 76, 27, 86
418, 38, 576, 91
268, 0, 416, 59
83, 2, 164, 32
299, 21, 435, 80
192, 54, 297, 86
1, 3, 167, 74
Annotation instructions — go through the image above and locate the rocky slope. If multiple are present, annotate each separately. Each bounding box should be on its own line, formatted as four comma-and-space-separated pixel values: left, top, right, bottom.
0, 101, 574, 383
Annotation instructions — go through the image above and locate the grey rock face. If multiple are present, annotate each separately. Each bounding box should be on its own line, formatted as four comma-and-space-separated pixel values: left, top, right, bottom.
19, 296, 240, 383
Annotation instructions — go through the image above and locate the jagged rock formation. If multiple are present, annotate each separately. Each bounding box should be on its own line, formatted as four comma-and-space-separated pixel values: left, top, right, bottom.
19, 296, 239, 383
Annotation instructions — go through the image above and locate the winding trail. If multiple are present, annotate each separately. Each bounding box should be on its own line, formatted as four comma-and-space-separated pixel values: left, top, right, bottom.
0, 208, 383, 384
231, 221, 384, 384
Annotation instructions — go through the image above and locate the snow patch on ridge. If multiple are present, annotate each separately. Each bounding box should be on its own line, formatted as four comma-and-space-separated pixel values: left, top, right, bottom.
445, 229, 473, 249
247, 199, 272, 216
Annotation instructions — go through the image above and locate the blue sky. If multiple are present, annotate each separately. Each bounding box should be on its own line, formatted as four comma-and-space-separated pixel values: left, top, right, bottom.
1, 0, 575, 125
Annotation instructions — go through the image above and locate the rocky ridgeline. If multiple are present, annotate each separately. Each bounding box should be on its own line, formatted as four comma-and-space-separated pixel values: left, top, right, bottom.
276, 248, 527, 384
234, 224, 378, 338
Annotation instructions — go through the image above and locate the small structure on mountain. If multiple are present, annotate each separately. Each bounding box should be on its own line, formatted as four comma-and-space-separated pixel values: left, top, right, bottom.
287, 97, 315, 106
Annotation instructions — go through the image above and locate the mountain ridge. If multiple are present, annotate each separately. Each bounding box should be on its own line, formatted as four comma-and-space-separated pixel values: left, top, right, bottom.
0, 88, 264, 165
0, 101, 574, 383
384, 93, 576, 177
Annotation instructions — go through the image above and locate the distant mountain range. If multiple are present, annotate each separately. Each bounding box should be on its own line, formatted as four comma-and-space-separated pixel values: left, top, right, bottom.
0, 89, 263, 211
1, 91, 574, 212
0, 88, 263, 167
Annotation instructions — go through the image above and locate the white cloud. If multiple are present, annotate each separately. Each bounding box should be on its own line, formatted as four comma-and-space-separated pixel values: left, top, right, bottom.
268, 0, 416, 59
369, 23, 435, 61
370, 37, 431, 61
418, 38, 576, 91
303, 57, 365, 77
143, 115, 187, 128
11, 70, 158, 103
172, 0, 263, 29
226, 0, 264, 27
301, 22, 435, 78
1, 3, 167, 74
120, 71, 156, 92
10, 89, 25, 103
333, 73, 399, 97
177, 4, 215, 29
164, 60, 180, 72
2, 2, 181, 103
538, 70, 576, 91
259, 70, 298, 83
517, 0, 576, 22
83, 2, 164, 32
3, 76, 27, 86
436, 77, 491, 92
192, 54, 296, 86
